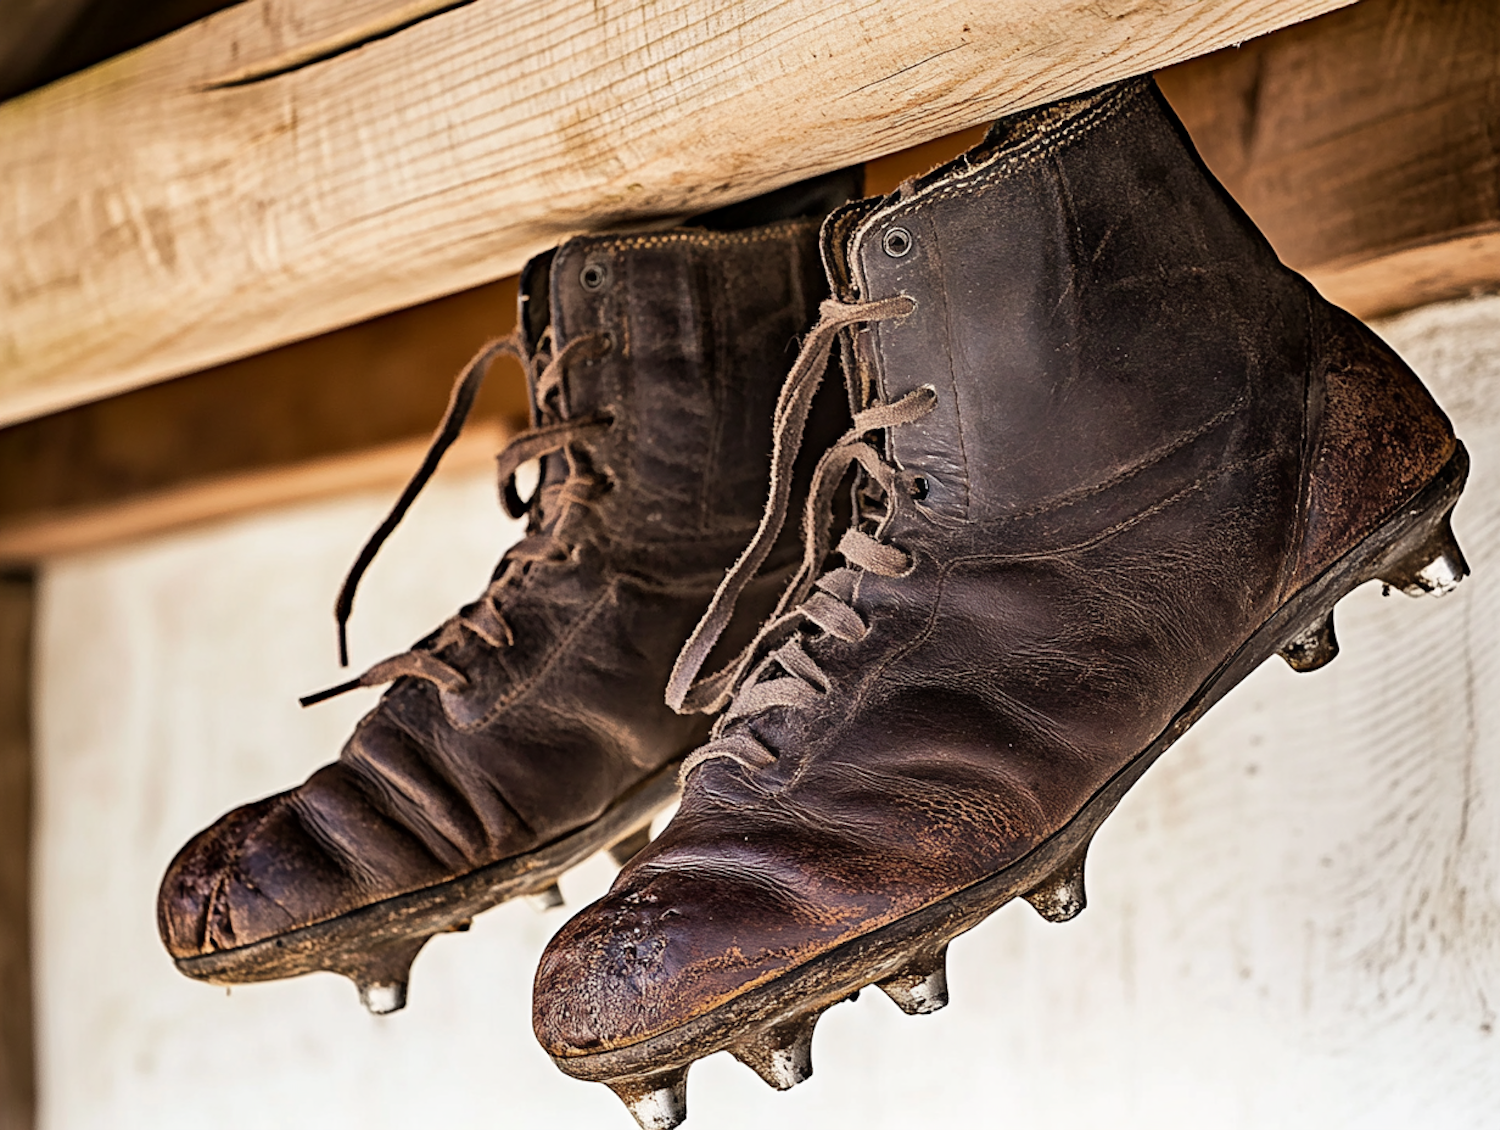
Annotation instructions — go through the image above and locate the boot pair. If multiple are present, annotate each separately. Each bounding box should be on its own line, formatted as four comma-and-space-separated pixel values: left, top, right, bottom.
160, 77, 1469, 1128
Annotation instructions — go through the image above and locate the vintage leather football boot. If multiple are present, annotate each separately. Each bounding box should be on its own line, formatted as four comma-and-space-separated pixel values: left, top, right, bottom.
156, 170, 861, 1013
533, 78, 1469, 1127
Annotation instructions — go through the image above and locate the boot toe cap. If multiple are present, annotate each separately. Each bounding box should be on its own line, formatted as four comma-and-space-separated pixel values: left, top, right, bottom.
532, 863, 868, 1058
156, 790, 364, 960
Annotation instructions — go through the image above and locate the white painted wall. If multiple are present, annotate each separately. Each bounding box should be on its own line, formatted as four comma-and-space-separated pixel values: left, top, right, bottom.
33, 296, 1500, 1130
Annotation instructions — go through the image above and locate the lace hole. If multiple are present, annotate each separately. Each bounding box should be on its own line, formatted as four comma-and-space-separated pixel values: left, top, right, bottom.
883, 227, 913, 258
580, 262, 610, 291
909, 475, 929, 501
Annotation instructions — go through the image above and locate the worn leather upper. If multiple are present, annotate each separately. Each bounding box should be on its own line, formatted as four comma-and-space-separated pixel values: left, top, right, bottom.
533, 79, 1457, 1055
158, 216, 840, 958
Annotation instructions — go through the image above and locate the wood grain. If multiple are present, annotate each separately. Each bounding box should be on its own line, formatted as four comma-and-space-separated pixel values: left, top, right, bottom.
0, 277, 526, 563
1158, 0, 1500, 318
0, 0, 1355, 428
0, 576, 33, 1130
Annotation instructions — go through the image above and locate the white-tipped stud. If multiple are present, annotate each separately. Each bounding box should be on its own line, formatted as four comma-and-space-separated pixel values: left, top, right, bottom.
1023, 838, 1089, 923
609, 826, 653, 867
732, 1013, 817, 1089
332, 934, 428, 1015
1279, 610, 1338, 672
357, 980, 406, 1015
527, 882, 566, 912
878, 948, 949, 1015
607, 1067, 689, 1130
1401, 550, 1466, 598
1382, 513, 1470, 599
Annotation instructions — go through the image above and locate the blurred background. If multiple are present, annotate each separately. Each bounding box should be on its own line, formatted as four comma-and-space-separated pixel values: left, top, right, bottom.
3, 0, 1499, 1127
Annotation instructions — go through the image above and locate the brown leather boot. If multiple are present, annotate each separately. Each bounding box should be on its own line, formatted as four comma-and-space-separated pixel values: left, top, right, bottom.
533, 78, 1469, 1128
156, 171, 860, 1013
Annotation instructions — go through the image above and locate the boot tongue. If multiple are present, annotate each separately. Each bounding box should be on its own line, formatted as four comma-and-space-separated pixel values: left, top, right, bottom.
518, 248, 555, 359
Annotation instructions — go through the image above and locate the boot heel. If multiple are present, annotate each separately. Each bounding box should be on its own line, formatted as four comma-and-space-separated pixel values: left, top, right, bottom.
1379, 510, 1469, 598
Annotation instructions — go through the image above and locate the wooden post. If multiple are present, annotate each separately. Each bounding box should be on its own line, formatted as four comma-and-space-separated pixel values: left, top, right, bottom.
0, 574, 33, 1130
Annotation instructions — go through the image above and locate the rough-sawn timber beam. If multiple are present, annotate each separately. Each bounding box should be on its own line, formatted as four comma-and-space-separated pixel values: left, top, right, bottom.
0, 0, 1356, 429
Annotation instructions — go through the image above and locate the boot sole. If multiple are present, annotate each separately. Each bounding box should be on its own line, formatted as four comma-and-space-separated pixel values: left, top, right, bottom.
175, 757, 683, 1013
552, 443, 1471, 1128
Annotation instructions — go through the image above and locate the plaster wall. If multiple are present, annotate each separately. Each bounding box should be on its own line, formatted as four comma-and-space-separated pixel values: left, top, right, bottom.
31, 296, 1500, 1129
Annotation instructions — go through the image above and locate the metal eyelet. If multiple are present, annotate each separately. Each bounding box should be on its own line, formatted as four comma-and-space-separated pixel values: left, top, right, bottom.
580, 262, 610, 291
883, 227, 913, 258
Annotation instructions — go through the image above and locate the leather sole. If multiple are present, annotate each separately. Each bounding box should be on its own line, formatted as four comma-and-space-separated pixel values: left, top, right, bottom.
175, 758, 683, 1014
551, 443, 1471, 1130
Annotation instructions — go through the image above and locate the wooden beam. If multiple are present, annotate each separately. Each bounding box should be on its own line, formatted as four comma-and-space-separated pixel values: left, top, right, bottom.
0, 0, 1355, 428
0, 278, 527, 563
1157, 0, 1500, 319
0, 575, 33, 1130
7, 0, 1491, 563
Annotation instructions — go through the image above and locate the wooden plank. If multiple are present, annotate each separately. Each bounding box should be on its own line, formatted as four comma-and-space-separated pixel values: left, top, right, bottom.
0, 277, 527, 563
1157, 0, 1500, 319
0, 575, 33, 1130
0, 0, 1355, 428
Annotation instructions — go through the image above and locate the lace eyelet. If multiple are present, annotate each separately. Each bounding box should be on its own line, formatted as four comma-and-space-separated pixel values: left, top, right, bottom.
580, 262, 610, 291
909, 475, 929, 501
883, 227, 913, 258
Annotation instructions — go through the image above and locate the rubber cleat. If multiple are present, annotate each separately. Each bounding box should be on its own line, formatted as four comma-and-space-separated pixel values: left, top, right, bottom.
330, 934, 429, 1016
878, 948, 949, 1015
1022, 838, 1089, 924
607, 1066, 690, 1130
527, 882, 566, 912
357, 980, 406, 1016
1280, 610, 1339, 672
608, 826, 653, 867
731, 1012, 818, 1089
1382, 510, 1469, 598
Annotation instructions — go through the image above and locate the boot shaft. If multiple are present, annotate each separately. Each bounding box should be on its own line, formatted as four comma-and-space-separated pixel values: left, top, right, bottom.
521, 220, 833, 573
832, 79, 1312, 533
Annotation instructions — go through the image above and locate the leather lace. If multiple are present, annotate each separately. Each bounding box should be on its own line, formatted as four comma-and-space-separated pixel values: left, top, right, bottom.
666, 294, 935, 780
301, 328, 612, 707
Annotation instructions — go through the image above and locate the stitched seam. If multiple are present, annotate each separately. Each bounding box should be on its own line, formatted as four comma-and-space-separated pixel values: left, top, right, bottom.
1280, 287, 1321, 604
931, 222, 972, 515
1005, 392, 1249, 522
852, 82, 1145, 257
578, 217, 820, 254
774, 449, 1270, 792
455, 583, 617, 732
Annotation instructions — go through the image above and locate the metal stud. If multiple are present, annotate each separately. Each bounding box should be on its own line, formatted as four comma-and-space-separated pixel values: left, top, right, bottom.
1279, 610, 1339, 672
883, 226, 913, 258
1022, 837, 1089, 923
607, 1066, 690, 1130
1401, 546, 1467, 597
580, 261, 610, 291
358, 981, 406, 1015
731, 1012, 818, 1089
878, 947, 949, 1015
330, 934, 430, 1016
1381, 511, 1469, 598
